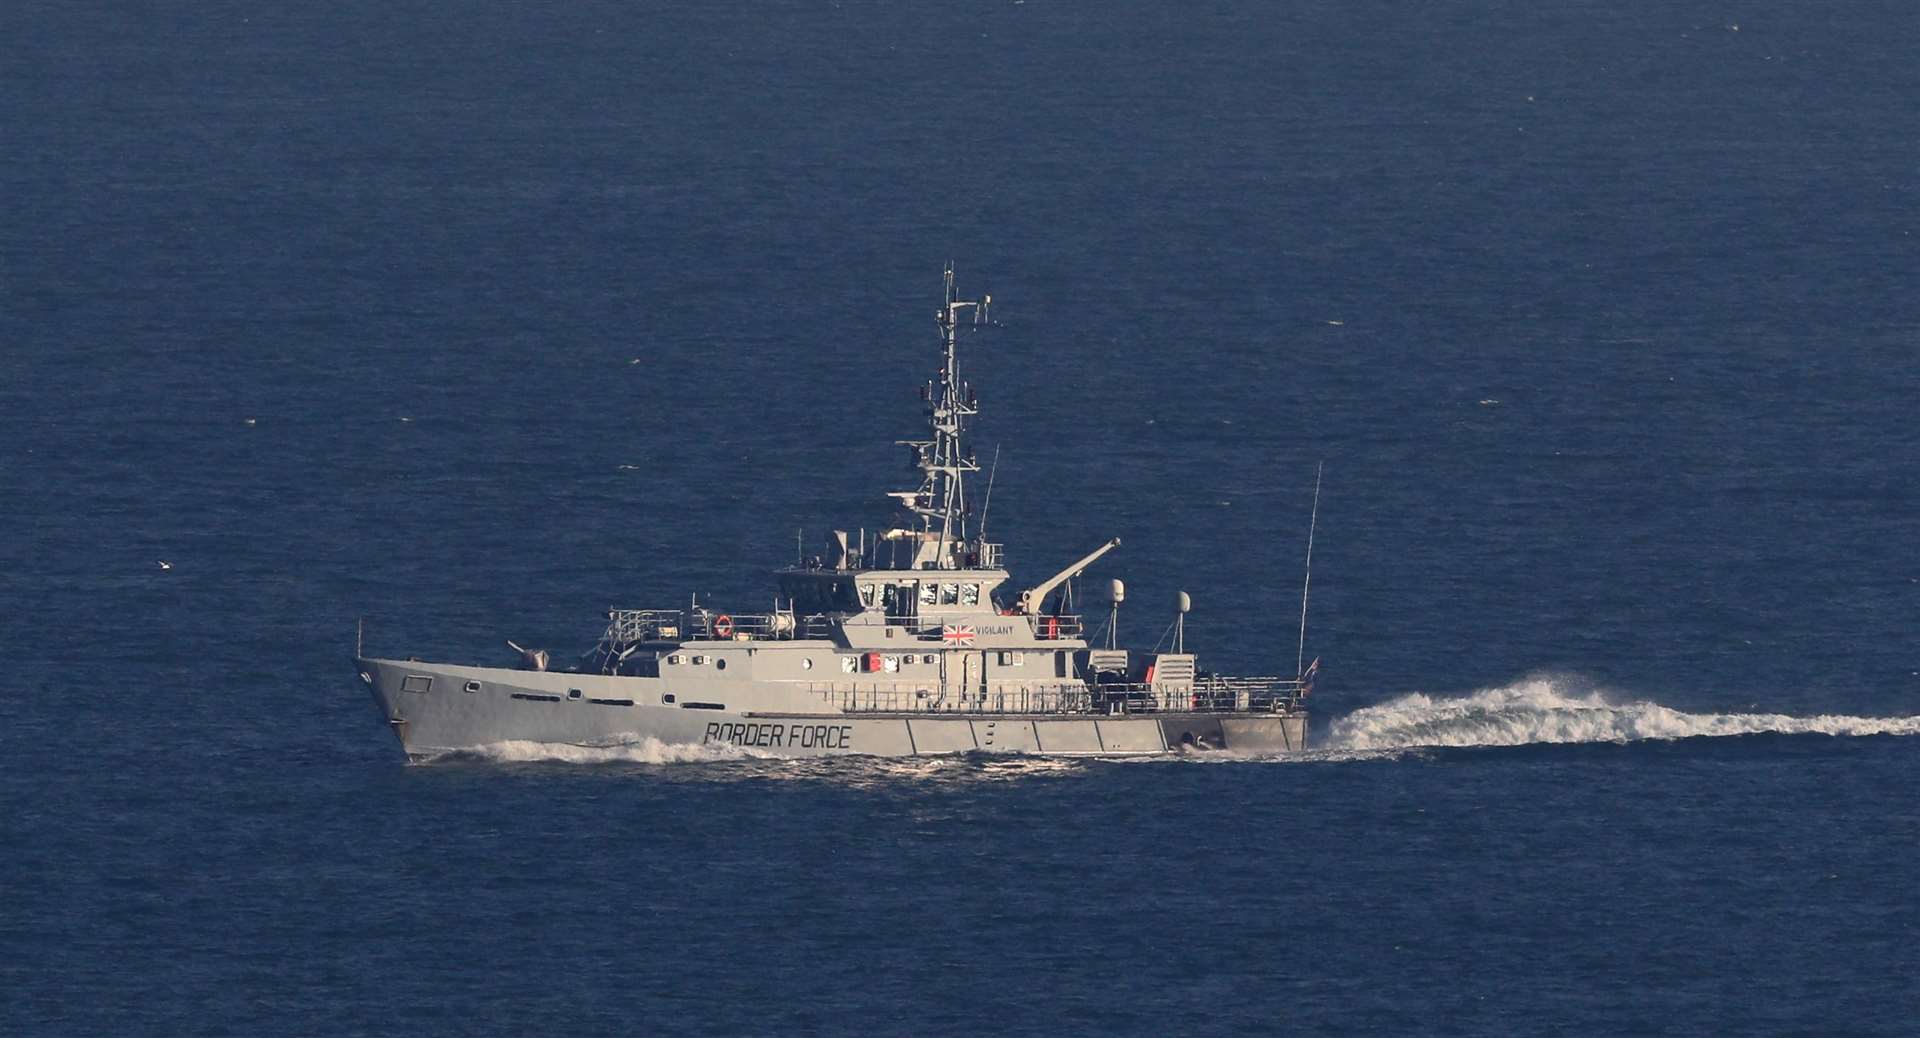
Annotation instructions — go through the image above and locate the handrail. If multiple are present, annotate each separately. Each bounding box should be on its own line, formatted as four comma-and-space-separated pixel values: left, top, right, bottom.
602, 607, 836, 644
1091, 675, 1307, 714
1027, 614, 1084, 640
792, 674, 1302, 716
802, 681, 1095, 715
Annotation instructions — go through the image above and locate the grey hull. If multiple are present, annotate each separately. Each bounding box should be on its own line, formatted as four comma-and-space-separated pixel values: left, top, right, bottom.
357, 656, 1307, 761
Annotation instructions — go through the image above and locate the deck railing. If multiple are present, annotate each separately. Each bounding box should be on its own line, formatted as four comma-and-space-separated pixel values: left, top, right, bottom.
796, 676, 1304, 716
1027, 614, 1083, 640
602, 608, 828, 644
1092, 676, 1308, 714
802, 682, 1094, 715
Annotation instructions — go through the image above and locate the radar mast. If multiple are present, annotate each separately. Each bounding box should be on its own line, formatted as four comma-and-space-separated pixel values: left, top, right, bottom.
890, 265, 992, 570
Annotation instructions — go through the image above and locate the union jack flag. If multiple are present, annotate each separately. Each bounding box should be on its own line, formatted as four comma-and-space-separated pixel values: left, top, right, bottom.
942, 624, 977, 646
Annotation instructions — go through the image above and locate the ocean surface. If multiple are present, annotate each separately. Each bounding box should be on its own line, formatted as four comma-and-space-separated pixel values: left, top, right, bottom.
5, 1, 1917, 1033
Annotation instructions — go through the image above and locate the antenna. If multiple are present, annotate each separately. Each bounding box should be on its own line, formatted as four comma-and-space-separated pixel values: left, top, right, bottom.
1297, 461, 1324, 677
977, 445, 1002, 541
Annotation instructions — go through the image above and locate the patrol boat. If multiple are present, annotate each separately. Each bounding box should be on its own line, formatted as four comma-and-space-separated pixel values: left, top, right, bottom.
354, 270, 1318, 760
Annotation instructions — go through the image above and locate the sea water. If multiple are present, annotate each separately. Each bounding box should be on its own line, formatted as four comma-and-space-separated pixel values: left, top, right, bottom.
5, 1, 1917, 1033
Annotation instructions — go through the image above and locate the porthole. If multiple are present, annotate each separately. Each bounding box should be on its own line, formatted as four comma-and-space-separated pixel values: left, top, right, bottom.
802, 658, 814, 670
692, 655, 706, 665
715, 658, 727, 671
567, 688, 582, 700
463, 680, 481, 694
662, 693, 677, 704
841, 656, 857, 673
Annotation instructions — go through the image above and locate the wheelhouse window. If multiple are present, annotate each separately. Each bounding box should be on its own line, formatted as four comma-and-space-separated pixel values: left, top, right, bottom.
919, 582, 937, 606
961, 583, 980, 606
776, 574, 864, 614
940, 583, 958, 605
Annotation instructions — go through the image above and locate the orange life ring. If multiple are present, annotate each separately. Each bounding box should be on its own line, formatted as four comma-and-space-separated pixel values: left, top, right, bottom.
713, 614, 734, 638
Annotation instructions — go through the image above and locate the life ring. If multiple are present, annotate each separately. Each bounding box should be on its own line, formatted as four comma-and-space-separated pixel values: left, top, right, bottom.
713, 614, 734, 638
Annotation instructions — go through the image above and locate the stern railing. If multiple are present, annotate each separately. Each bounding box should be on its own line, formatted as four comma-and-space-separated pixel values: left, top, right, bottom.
1091, 675, 1307, 714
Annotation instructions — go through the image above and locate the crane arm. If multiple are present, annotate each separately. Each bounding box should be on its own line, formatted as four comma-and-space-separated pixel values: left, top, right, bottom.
1015, 537, 1121, 615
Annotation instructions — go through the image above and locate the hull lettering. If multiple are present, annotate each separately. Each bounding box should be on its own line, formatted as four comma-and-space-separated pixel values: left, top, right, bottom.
702, 721, 853, 751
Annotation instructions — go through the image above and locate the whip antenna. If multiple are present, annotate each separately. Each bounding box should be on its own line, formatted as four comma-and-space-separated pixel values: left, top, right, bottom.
1297, 461, 1323, 677
977, 445, 1002, 541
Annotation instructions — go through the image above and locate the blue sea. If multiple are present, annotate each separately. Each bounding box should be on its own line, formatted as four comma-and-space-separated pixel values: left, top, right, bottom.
6, 1, 1917, 1033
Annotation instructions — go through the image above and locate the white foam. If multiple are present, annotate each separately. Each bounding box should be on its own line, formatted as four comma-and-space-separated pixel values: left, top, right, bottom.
424, 735, 758, 765
1325, 676, 1920, 750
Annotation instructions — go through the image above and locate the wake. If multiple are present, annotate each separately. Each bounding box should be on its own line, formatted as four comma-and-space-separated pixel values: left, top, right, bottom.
1325, 677, 1920, 751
